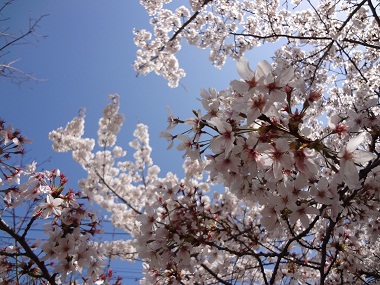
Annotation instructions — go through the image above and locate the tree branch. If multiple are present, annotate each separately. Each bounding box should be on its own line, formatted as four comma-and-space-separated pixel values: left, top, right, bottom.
93, 167, 142, 215
0, 218, 57, 285
201, 263, 233, 285
0, 15, 47, 53
367, 0, 380, 28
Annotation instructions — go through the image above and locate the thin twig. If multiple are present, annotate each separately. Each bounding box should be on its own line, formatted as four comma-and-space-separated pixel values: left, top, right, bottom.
93, 167, 142, 215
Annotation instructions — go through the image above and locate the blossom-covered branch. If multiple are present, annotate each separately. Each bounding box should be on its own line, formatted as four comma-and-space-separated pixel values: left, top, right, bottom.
0, 121, 121, 284
134, 0, 380, 88
49, 55, 379, 283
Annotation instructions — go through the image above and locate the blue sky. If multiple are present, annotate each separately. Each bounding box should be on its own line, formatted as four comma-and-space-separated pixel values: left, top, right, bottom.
0, 1, 278, 283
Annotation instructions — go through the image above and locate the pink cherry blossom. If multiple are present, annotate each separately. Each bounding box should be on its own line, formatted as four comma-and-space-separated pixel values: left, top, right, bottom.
338, 133, 376, 187
257, 138, 293, 180
230, 58, 271, 93
3, 1, 380, 282
209, 117, 235, 157
34, 194, 64, 219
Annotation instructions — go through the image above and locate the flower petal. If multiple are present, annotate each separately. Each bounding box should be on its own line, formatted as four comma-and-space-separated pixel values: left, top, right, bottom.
343, 160, 359, 185
346, 133, 365, 152
256, 60, 271, 79
279, 66, 294, 83
230, 79, 250, 93
353, 150, 376, 163
236, 57, 255, 81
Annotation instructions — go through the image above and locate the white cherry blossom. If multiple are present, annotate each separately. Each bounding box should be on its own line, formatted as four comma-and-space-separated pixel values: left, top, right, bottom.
338, 133, 376, 187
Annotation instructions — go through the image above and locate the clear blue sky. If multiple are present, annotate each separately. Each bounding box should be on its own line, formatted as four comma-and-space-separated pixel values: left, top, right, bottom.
0, 1, 278, 283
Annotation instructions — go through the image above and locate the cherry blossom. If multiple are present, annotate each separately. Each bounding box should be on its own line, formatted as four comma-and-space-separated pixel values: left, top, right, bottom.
338, 133, 377, 187
2, 0, 380, 284
230, 58, 271, 93
4, 51, 377, 282
34, 194, 64, 219
44, 78, 377, 283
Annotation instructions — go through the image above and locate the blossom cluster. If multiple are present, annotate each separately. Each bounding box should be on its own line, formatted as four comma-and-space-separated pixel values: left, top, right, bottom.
150, 57, 379, 283
3, 59, 379, 284
2, 0, 380, 282
0, 119, 31, 185
49, 95, 160, 233
48, 53, 379, 283
0, 123, 116, 284
134, 0, 380, 91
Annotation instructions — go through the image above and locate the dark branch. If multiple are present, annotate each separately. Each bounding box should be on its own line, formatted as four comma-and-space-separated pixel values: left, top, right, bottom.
93, 167, 143, 215
367, 0, 380, 28
201, 263, 234, 285
0, 218, 57, 285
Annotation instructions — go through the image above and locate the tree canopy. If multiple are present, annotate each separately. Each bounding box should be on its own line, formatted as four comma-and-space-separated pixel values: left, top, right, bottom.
1, 0, 380, 284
